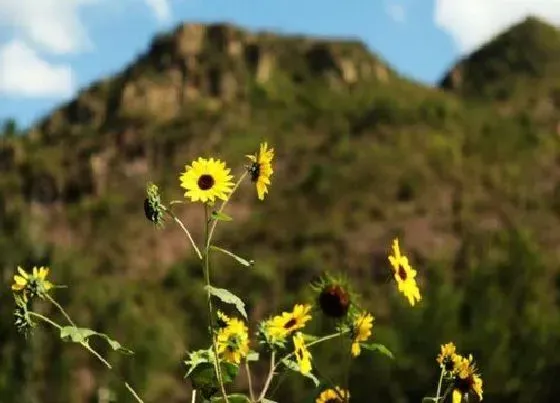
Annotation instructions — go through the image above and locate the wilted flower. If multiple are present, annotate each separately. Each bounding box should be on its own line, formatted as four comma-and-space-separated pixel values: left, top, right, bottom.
12, 266, 53, 300
316, 386, 350, 403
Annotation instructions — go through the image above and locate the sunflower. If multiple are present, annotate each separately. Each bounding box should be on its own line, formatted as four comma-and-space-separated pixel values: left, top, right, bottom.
12, 266, 53, 298
388, 238, 421, 306
316, 386, 350, 403
452, 354, 484, 403
293, 332, 312, 374
246, 142, 274, 200
267, 304, 313, 341
179, 157, 234, 203
217, 317, 250, 365
437, 342, 458, 372
351, 312, 374, 357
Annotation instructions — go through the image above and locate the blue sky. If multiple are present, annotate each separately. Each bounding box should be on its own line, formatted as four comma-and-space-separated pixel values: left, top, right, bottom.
0, 0, 558, 129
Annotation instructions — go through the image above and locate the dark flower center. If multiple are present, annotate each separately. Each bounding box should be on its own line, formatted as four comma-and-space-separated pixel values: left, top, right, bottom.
398, 265, 407, 281
284, 318, 297, 329
197, 174, 215, 190
444, 358, 455, 372
455, 375, 475, 394
249, 162, 260, 182
318, 285, 350, 318
296, 347, 304, 360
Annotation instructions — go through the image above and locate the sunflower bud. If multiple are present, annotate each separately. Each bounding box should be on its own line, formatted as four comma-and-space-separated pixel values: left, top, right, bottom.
318, 284, 350, 318
144, 182, 166, 227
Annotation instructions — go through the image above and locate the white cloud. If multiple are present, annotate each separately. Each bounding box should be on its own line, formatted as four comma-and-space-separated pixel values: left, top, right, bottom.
386, 3, 406, 23
144, 0, 172, 22
434, 0, 560, 54
0, 0, 100, 55
0, 40, 75, 98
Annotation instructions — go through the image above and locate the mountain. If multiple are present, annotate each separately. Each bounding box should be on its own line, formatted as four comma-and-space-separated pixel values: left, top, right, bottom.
1, 19, 560, 403
440, 16, 560, 121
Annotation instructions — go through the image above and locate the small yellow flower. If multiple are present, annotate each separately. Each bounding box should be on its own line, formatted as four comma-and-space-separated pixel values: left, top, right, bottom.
293, 332, 312, 374
437, 342, 458, 372
12, 266, 53, 297
217, 317, 250, 365
316, 386, 350, 403
351, 312, 374, 357
452, 354, 484, 402
11, 266, 29, 291
179, 157, 234, 203
267, 304, 313, 342
388, 238, 421, 306
246, 142, 274, 201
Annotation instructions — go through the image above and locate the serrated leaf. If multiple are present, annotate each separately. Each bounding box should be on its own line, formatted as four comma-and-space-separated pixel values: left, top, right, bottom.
361, 342, 394, 359
205, 286, 247, 319
211, 211, 233, 222
210, 245, 254, 267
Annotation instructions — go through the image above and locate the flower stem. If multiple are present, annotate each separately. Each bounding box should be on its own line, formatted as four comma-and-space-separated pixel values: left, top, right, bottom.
257, 351, 276, 402
167, 209, 203, 260
28, 311, 144, 403
435, 368, 445, 400
340, 328, 351, 403
274, 331, 348, 372
203, 204, 229, 403
245, 361, 255, 402
46, 294, 76, 327
206, 171, 247, 248
191, 389, 197, 403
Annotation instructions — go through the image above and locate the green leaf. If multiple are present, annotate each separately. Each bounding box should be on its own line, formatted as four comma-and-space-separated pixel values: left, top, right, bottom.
211, 211, 233, 222
361, 342, 394, 359
247, 351, 259, 362
422, 398, 440, 403
60, 326, 96, 343
205, 286, 247, 319
59, 326, 133, 354
262, 399, 278, 403
281, 359, 320, 387
210, 394, 251, 403
210, 245, 254, 267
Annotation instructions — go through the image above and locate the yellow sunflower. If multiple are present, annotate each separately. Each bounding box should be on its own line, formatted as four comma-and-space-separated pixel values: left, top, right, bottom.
246, 142, 274, 201
293, 332, 312, 374
351, 312, 374, 357
217, 317, 250, 365
437, 342, 458, 372
316, 386, 350, 403
12, 266, 53, 297
452, 354, 483, 403
267, 304, 313, 341
388, 238, 421, 306
179, 157, 234, 203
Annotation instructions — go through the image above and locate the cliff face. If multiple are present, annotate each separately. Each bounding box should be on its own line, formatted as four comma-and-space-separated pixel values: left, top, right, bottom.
1, 19, 560, 403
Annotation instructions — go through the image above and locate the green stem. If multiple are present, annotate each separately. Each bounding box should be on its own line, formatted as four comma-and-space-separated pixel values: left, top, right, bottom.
435, 368, 445, 400
257, 351, 276, 402
28, 311, 61, 329
167, 209, 203, 260
203, 205, 229, 403
46, 294, 76, 327
28, 311, 144, 403
191, 388, 197, 403
340, 328, 351, 403
245, 361, 255, 402
206, 172, 247, 249
274, 331, 348, 373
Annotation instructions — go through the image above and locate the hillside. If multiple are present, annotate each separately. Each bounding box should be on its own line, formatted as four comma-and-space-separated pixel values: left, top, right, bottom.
1, 18, 560, 403
440, 16, 560, 122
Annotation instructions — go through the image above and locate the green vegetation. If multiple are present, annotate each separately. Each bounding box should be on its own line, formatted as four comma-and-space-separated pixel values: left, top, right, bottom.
1, 17, 560, 403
